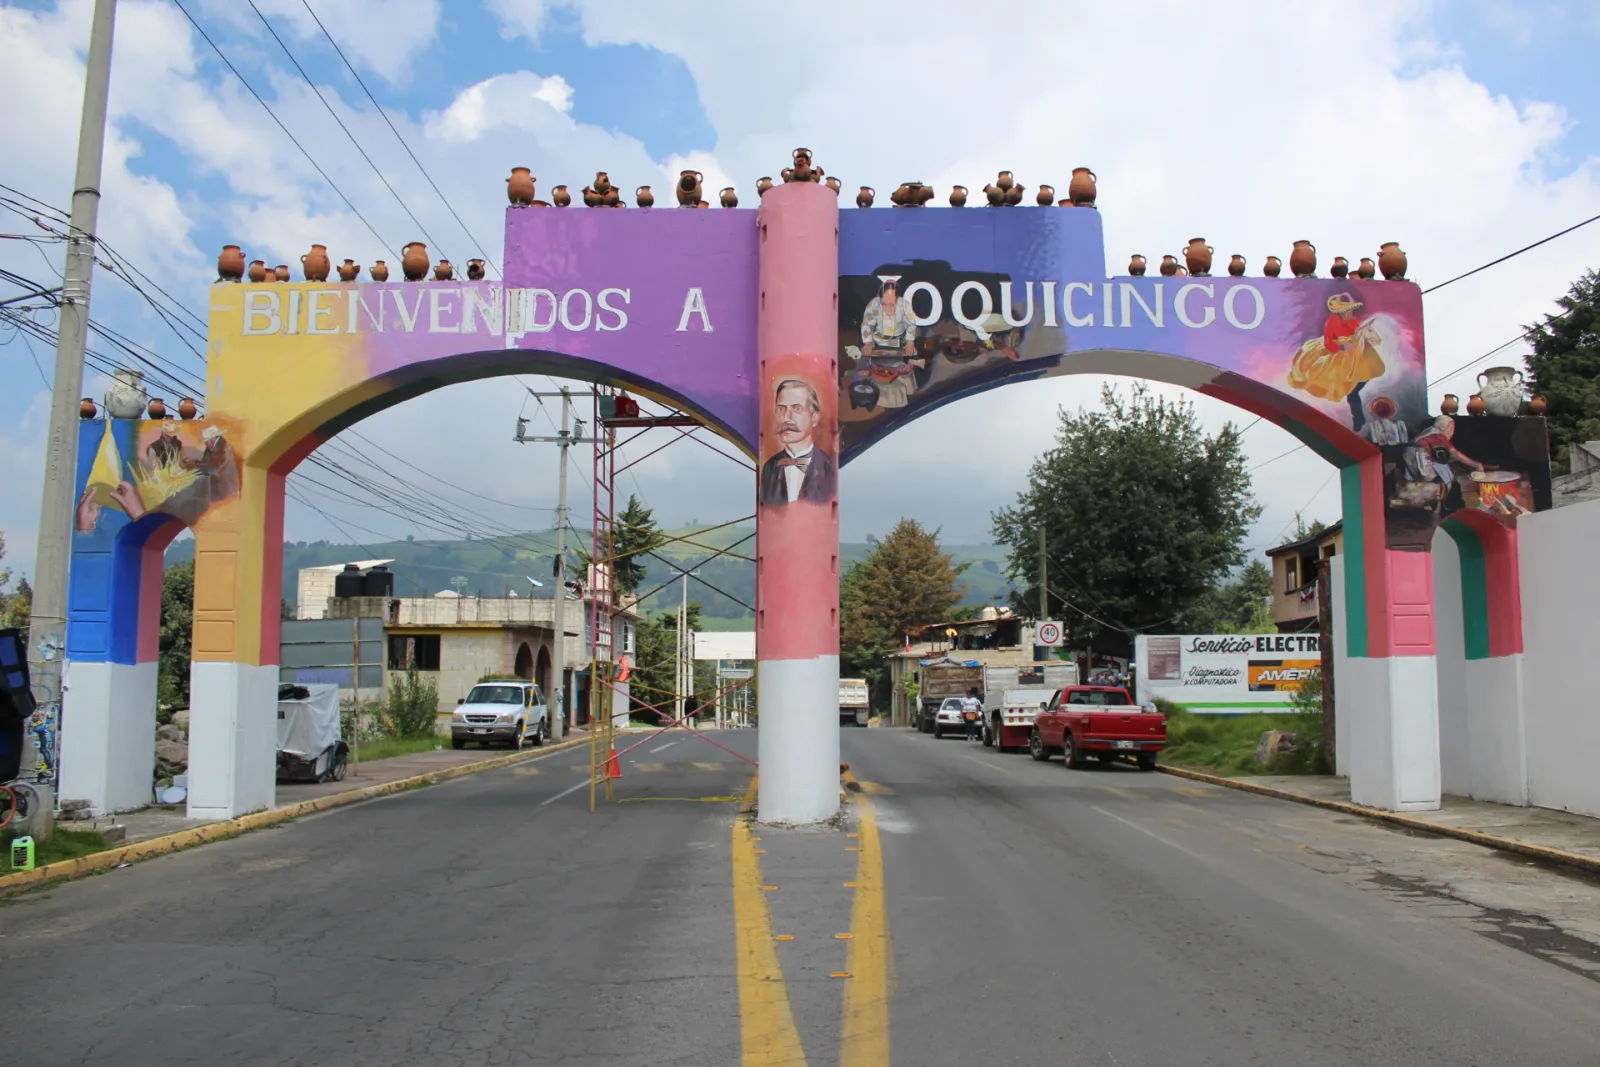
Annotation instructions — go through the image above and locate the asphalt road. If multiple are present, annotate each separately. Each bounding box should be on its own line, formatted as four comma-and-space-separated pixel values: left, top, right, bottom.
4, 726, 1599, 1066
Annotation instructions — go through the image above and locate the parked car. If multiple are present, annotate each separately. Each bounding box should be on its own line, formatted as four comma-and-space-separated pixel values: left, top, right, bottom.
1029, 685, 1166, 770
931, 695, 971, 739
451, 681, 549, 749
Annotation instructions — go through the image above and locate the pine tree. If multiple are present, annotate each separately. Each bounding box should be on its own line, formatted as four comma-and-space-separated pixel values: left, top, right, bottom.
1524, 269, 1600, 471
613, 494, 665, 596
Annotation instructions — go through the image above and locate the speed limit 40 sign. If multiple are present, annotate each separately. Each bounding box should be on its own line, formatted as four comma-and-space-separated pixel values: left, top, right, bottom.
1036, 621, 1064, 647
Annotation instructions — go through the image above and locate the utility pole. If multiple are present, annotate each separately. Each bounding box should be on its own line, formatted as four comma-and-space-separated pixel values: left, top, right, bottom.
1038, 524, 1047, 621
27, 0, 119, 797
515, 389, 590, 741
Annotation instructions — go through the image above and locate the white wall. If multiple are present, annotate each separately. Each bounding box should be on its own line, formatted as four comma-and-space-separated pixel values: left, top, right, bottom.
1518, 498, 1600, 817
1432, 530, 1471, 796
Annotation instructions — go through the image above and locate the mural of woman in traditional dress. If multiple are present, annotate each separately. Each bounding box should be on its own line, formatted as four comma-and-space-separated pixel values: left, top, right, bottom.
1287, 292, 1387, 431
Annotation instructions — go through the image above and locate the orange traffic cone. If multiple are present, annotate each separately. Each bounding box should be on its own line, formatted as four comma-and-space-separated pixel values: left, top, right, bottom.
605, 746, 622, 779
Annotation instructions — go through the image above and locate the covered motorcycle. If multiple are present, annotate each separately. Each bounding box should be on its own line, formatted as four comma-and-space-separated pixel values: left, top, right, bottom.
276, 683, 349, 783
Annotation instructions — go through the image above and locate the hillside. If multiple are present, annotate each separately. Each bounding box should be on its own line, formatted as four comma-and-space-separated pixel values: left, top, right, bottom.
167, 524, 1019, 624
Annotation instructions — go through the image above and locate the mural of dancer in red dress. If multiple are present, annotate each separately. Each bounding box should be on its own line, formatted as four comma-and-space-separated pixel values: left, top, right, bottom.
1287, 292, 1386, 430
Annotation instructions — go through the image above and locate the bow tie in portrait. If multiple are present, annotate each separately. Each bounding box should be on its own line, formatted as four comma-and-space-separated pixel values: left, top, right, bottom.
777, 455, 810, 470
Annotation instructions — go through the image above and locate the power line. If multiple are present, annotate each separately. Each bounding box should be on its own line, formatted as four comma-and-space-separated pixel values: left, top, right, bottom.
299, 0, 501, 277
1421, 213, 1600, 295
168, 0, 395, 258
247, 1, 447, 259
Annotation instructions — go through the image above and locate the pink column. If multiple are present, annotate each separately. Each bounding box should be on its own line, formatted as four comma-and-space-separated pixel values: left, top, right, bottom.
754, 182, 841, 823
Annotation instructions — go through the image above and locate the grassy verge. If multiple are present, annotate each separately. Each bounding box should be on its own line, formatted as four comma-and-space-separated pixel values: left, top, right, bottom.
352, 735, 447, 762
4, 827, 115, 868
1155, 699, 1329, 776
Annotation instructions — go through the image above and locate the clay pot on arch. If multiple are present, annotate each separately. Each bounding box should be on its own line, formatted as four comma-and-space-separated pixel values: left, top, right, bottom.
1378, 242, 1407, 280
756, 177, 773, 198
274, 264, 291, 282
147, 397, 167, 420
178, 397, 198, 420
370, 261, 390, 282
218, 244, 245, 282
338, 259, 361, 282
467, 259, 486, 281
949, 185, 967, 207
1159, 255, 1179, 277
401, 243, 429, 281
1036, 185, 1055, 207
79, 398, 97, 420
1440, 393, 1460, 416
1356, 257, 1377, 280
552, 186, 572, 207
433, 259, 454, 282
301, 244, 331, 282
1289, 240, 1317, 278
1466, 394, 1487, 416
1128, 254, 1147, 276
1067, 167, 1097, 207
1330, 256, 1349, 279
856, 187, 874, 208
1263, 257, 1282, 278
826, 177, 842, 194
636, 186, 655, 208
247, 259, 268, 283
1529, 394, 1548, 416
507, 167, 536, 207
1184, 239, 1213, 277
719, 187, 738, 208
1228, 254, 1246, 277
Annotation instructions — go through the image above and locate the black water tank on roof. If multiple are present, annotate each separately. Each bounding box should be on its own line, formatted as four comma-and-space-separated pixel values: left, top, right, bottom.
363, 565, 394, 597
333, 563, 364, 598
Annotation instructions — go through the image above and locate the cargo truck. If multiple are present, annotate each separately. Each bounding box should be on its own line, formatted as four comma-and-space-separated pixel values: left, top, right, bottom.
980, 662, 1077, 752
839, 678, 870, 727
916, 659, 985, 732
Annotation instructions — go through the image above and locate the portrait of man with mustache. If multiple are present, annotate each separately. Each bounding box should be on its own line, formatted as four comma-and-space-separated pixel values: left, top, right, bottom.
759, 377, 837, 507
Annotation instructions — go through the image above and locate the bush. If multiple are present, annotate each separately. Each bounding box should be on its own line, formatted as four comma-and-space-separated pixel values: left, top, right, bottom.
384, 668, 440, 739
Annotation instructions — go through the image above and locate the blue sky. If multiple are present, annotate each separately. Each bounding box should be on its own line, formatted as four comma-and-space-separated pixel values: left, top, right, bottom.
2, 0, 1598, 580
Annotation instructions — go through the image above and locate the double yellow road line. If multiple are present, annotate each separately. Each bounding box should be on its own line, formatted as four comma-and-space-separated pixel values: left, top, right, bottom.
731, 772, 892, 1066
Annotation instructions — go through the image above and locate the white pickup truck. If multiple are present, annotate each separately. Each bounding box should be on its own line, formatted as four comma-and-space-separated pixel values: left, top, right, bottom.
980, 663, 1077, 753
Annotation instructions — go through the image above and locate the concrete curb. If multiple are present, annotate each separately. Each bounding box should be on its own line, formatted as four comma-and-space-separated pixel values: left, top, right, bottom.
1158, 764, 1600, 878
1, 733, 596, 896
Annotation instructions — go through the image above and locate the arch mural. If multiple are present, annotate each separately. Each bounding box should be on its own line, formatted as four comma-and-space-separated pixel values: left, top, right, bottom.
62, 172, 1537, 822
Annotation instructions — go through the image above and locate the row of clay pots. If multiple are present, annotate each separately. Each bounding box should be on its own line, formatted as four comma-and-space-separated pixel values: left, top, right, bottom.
858, 169, 1097, 209
219, 243, 488, 283
1126, 241, 1409, 280
507, 160, 1100, 211
1439, 393, 1548, 417
79, 396, 198, 420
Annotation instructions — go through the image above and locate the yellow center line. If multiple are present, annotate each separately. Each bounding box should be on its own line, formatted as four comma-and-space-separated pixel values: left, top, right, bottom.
841, 777, 892, 1067
733, 773, 809, 1066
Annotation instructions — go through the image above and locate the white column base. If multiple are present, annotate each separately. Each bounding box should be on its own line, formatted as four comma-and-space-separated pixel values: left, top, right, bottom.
187, 661, 279, 820
1461, 654, 1529, 806
59, 661, 158, 815
1343, 654, 1442, 812
757, 655, 840, 824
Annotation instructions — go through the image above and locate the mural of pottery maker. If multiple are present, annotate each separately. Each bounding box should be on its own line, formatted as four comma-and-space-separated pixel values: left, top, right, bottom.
838, 260, 1055, 424
1381, 413, 1552, 549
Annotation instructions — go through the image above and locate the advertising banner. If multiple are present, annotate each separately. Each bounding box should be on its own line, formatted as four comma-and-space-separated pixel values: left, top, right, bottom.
1135, 633, 1321, 713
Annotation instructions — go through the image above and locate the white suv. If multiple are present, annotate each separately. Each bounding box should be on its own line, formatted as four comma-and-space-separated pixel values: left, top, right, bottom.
451, 681, 549, 750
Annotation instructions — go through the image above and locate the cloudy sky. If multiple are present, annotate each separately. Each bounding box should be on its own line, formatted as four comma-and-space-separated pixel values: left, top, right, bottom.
2, 0, 1598, 580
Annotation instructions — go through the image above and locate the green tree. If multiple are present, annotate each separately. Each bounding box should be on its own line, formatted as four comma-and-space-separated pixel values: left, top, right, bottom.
1186, 560, 1274, 633
158, 561, 195, 709
630, 600, 709, 721
1524, 269, 1600, 471
5, 577, 32, 632
992, 383, 1260, 654
613, 494, 666, 597
840, 520, 968, 705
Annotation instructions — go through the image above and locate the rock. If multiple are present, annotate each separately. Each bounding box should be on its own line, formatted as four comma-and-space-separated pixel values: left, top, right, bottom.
156, 723, 184, 743
1253, 730, 1299, 764
60, 797, 91, 813
172, 709, 190, 731
154, 738, 189, 777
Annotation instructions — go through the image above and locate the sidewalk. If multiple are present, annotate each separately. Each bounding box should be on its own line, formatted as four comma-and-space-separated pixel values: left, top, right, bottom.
1162, 768, 1600, 874
64, 731, 605, 848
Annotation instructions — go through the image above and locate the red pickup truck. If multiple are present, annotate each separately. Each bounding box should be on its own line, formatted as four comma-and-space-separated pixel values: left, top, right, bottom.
1029, 686, 1166, 771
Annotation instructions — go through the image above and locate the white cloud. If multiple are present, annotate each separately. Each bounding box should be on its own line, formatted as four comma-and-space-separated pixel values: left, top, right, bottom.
195, 0, 443, 86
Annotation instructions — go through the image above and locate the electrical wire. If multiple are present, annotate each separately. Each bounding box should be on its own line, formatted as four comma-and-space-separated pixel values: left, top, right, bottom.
299, 0, 501, 277
168, 0, 395, 259
1421, 213, 1600, 295
247, 1, 447, 259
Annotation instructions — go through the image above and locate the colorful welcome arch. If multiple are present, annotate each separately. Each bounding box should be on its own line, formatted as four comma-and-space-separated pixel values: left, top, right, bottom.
63, 172, 1523, 822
